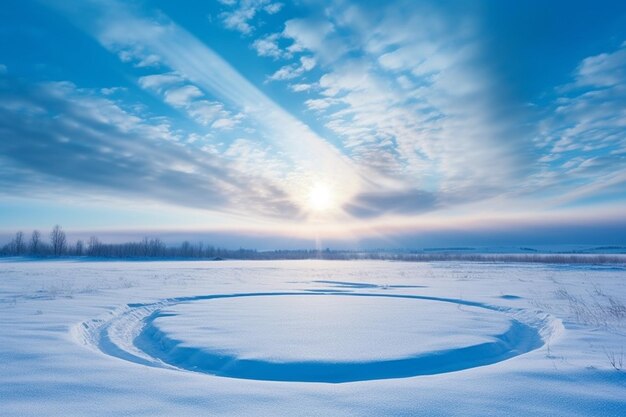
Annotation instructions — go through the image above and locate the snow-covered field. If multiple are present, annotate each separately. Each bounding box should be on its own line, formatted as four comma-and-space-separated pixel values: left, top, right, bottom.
1, 259, 624, 416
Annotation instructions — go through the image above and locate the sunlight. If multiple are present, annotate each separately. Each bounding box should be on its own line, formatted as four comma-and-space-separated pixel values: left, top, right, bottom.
308, 183, 335, 212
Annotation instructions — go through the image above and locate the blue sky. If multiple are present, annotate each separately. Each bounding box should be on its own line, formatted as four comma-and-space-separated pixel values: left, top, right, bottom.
0, 0, 625, 247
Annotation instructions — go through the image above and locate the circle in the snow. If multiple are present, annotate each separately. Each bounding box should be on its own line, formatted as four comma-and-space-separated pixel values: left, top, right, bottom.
77, 292, 548, 383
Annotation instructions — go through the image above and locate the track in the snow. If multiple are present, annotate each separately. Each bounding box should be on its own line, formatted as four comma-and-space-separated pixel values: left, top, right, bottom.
74, 292, 558, 383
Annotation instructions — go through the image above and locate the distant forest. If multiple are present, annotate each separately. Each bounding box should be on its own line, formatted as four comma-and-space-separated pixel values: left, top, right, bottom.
1, 225, 625, 264
0, 225, 250, 259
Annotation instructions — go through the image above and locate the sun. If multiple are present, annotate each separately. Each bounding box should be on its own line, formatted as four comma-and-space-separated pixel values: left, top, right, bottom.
308, 183, 334, 212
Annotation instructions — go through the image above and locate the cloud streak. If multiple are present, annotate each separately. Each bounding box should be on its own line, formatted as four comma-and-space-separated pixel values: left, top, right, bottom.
0, 78, 300, 218
3, 0, 623, 231
247, 1, 535, 214
50, 0, 364, 209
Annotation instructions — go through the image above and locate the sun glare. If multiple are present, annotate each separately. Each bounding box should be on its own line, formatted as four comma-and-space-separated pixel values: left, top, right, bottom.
308, 183, 334, 212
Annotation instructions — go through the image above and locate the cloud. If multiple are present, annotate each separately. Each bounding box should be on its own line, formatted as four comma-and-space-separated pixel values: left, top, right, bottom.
264, 2, 283, 14
252, 33, 284, 59
52, 0, 540, 219
116, 46, 162, 68
223, 138, 289, 180
250, 17, 340, 69
218, 0, 284, 35
283, 18, 336, 58
43, 0, 366, 220
221, 7, 255, 34
250, 18, 338, 63
0, 79, 300, 218
268, 56, 316, 81
344, 189, 439, 218
6, 0, 624, 228
574, 42, 626, 88
304, 97, 339, 111
284, 2, 534, 204
138, 73, 183, 92
530, 42, 626, 205
211, 116, 241, 130
135, 53, 161, 68
187, 100, 228, 126
69, 0, 362, 201
100, 86, 126, 96
0, 64, 7, 74
289, 83, 314, 92
163, 85, 204, 107
138, 73, 241, 129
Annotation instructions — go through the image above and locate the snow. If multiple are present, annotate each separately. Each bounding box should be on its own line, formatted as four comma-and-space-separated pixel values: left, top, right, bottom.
153, 295, 512, 361
0, 259, 625, 415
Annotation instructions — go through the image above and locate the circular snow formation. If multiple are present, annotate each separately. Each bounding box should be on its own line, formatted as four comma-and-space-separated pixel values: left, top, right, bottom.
76, 292, 551, 383
150, 296, 510, 362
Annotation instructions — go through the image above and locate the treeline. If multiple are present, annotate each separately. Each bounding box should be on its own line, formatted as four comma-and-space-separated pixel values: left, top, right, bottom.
83, 237, 256, 259
1, 226, 625, 264
360, 252, 626, 264
1, 226, 73, 256
0, 225, 251, 259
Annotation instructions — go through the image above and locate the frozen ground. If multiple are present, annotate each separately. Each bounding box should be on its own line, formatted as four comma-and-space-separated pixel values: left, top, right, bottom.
0, 259, 624, 416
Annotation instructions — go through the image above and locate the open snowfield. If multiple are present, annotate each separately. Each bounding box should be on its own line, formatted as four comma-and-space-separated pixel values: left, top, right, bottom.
1, 259, 624, 416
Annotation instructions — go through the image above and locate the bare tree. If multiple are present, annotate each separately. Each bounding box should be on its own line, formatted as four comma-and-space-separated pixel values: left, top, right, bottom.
181, 241, 191, 257
87, 236, 100, 256
3, 239, 15, 255
13, 231, 25, 255
75, 239, 84, 256
30, 230, 42, 255
50, 225, 67, 256
140, 237, 150, 257
148, 238, 165, 257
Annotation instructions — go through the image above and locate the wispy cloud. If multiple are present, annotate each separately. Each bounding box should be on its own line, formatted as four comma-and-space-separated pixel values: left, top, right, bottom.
252, 33, 285, 59
138, 73, 183, 92
46, 0, 363, 216
11, 0, 625, 229
251, 2, 534, 215
163, 85, 203, 107
289, 83, 314, 92
282, 18, 339, 60
0, 78, 299, 218
530, 42, 626, 206
218, 0, 284, 35
268, 56, 316, 81
573, 41, 626, 88
345, 189, 439, 219
138, 73, 241, 129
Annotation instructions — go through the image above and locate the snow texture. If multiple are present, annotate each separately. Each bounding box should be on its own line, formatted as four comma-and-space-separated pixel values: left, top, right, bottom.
0, 259, 625, 416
